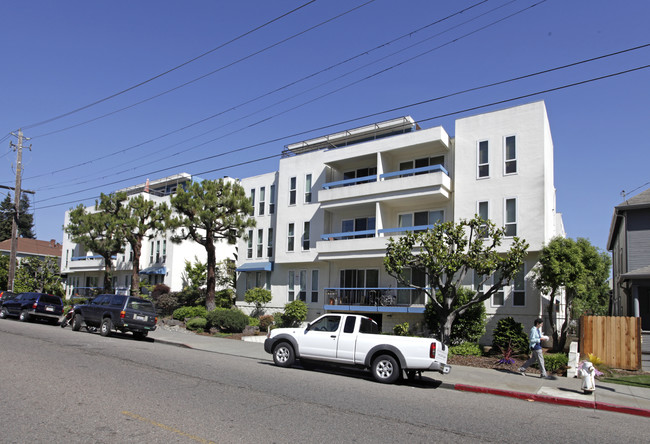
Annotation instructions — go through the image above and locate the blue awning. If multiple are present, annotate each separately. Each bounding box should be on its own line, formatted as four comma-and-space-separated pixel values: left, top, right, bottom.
236, 262, 273, 272
139, 266, 167, 275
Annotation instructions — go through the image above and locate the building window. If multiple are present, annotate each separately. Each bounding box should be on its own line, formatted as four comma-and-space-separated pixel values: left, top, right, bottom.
492, 271, 504, 306
311, 270, 319, 303
267, 228, 274, 257
398, 210, 443, 233
504, 136, 517, 175
247, 230, 253, 259
289, 177, 296, 205
477, 201, 489, 237
287, 223, 295, 252
162, 240, 167, 263
288, 271, 295, 302
303, 221, 310, 250
250, 189, 256, 214
344, 167, 377, 184
269, 184, 275, 214
513, 266, 525, 306
505, 198, 517, 236
299, 270, 307, 302
156, 240, 161, 263
304, 174, 312, 203
257, 229, 263, 258
342, 217, 375, 239
478, 140, 489, 178
259, 186, 265, 215
150, 241, 154, 264
65, 250, 69, 267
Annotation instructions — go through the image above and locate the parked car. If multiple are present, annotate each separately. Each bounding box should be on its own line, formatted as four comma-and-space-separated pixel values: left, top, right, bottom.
71, 294, 157, 339
0, 292, 64, 324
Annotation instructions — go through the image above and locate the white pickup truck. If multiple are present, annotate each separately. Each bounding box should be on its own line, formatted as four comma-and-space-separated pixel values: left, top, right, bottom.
264, 313, 451, 383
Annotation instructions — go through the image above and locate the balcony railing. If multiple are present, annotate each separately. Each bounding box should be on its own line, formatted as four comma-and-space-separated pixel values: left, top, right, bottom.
320, 225, 437, 241
324, 287, 427, 307
322, 164, 448, 190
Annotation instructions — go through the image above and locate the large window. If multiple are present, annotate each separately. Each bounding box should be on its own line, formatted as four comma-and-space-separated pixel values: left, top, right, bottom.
341, 217, 375, 239
512, 266, 526, 306
256, 229, 263, 258
304, 174, 312, 203
267, 228, 274, 257
303, 221, 310, 250
505, 198, 517, 236
339, 269, 379, 305
269, 184, 276, 214
504, 136, 517, 175
287, 223, 295, 252
343, 166, 377, 185
247, 230, 253, 259
311, 270, 319, 303
398, 268, 426, 305
289, 177, 296, 205
398, 210, 443, 233
478, 140, 489, 178
259, 186, 265, 215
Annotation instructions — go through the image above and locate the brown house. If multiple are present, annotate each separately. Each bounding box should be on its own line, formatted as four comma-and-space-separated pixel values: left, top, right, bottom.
0, 238, 62, 261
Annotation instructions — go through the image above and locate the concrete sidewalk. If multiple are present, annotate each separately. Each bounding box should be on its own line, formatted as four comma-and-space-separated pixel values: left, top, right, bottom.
149, 327, 650, 418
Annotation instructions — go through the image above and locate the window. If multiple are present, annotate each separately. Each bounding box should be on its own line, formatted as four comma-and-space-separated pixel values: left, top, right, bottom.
311, 270, 319, 303
477, 201, 489, 237
341, 217, 376, 238
162, 240, 167, 263
303, 222, 310, 250
150, 241, 154, 264
269, 184, 276, 214
256, 229, 263, 258
478, 140, 489, 178
247, 230, 253, 259
289, 177, 296, 205
250, 189, 256, 213
492, 271, 504, 306
287, 223, 295, 252
504, 136, 517, 174
344, 316, 356, 333
299, 270, 307, 301
304, 174, 312, 203
359, 317, 379, 334
398, 210, 444, 233
267, 228, 274, 257
399, 160, 413, 177
259, 187, 265, 215
513, 266, 525, 306
505, 198, 517, 236
343, 167, 377, 185
156, 240, 160, 263
310, 315, 341, 332
397, 268, 425, 305
288, 271, 295, 301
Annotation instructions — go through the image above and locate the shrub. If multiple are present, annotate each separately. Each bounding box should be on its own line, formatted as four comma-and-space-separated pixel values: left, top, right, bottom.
280, 300, 307, 327
244, 287, 272, 316
543, 353, 568, 373
393, 322, 409, 336
154, 293, 180, 317
450, 342, 483, 357
151, 284, 171, 300
185, 317, 207, 332
259, 314, 274, 331
215, 288, 235, 309
491, 317, 529, 354
174, 288, 206, 308
206, 308, 249, 333
425, 287, 486, 345
247, 316, 260, 327
173, 305, 208, 321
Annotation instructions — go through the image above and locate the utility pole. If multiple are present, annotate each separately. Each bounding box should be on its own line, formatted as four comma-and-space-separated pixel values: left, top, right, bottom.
7, 129, 31, 292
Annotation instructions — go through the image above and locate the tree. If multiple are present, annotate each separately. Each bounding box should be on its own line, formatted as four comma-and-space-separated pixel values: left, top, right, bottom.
0, 193, 35, 241
424, 287, 486, 345
14, 256, 64, 296
182, 257, 207, 290
244, 287, 272, 317
169, 179, 255, 311
384, 216, 528, 344
534, 236, 611, 352
65, 199, 124, 292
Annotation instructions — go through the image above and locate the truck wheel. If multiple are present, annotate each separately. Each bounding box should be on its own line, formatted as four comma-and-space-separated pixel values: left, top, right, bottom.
372, 354, 400, 384
71, 314, 83, 331
0, 307, 8, 319
19, 310, 30, 322
273, 342, 295, 367
100, 318, 112, 337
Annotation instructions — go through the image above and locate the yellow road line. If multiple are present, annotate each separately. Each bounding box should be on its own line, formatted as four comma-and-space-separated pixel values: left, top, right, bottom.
122, 411, 217, 444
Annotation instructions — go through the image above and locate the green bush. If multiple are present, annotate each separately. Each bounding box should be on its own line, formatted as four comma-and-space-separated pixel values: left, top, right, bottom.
154, 293, 180, 317
215, 288, 235, 309
491, 317, 529, 354
174, 288, 206, 308
450, 342, 483, 357
244, 287, 272, 316
280, 300, 307, 327
247, 316, 260, 327
542, 353, 568, 372
393, 322, 409, 336
259, 314, 274, 331
424, 287, 486, 345
185, 317, 207, 332
206, 308, 249, 333
173, 305, 208, 321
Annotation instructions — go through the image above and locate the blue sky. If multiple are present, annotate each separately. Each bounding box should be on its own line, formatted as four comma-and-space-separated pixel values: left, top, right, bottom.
1, 0, 649, 253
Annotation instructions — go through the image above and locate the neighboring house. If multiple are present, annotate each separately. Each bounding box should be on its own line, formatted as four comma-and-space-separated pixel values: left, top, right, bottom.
235, 101, 566, 340
0, 238, 62, 262
608, 188, 650, 330
60, 173, 236, 297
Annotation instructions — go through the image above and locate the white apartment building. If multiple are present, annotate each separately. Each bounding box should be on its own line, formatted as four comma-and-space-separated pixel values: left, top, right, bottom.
235, 101, 565, 340
60, 173, 236, 297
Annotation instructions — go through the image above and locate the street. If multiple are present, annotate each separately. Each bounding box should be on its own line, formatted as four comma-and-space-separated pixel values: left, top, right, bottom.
0, 320, 647, 443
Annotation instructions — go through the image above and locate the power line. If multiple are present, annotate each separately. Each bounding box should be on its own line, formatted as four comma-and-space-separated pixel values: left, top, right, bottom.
33, 62, 650, 210
20, 0, 319, 131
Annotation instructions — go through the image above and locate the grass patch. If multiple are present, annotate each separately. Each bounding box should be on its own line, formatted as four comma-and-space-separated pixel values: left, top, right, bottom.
599, 374, 650, 388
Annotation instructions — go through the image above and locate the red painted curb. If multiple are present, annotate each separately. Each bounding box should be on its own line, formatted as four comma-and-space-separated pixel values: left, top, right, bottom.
453, 384, 650, 417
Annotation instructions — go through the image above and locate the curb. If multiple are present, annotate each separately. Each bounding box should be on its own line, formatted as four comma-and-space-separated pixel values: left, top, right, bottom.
454, 384, 650, 418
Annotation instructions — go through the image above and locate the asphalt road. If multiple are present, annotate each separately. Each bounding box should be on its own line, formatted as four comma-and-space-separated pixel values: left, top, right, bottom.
0, 319, 647, 443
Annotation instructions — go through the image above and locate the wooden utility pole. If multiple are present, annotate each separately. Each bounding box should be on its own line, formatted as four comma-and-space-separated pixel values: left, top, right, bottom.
7, 129, 31, 291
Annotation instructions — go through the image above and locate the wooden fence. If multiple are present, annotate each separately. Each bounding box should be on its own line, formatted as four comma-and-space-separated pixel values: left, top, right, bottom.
579, 316, 641, 370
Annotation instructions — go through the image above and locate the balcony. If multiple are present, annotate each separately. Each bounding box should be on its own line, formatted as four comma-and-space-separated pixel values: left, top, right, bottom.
323, 287, 427, 313
69, 255, 104, 270
319, 164, 451, 208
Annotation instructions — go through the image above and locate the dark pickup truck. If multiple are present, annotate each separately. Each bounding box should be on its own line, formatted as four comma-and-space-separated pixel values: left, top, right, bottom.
0, 292, 64, 324
72, 294, 157, 339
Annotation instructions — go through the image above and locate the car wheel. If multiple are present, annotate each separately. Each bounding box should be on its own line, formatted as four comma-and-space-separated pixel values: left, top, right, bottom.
71, 314, 83, 331
19, 310, 30, 322
372, 354, 400, 384
100, 318, 112, 337
0, 307, 8, 319
273, 342, 295, 367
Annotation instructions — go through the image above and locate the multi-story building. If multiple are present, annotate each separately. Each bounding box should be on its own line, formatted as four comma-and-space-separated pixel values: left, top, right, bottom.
235, 101, 565, 340
60, 173, 236, 297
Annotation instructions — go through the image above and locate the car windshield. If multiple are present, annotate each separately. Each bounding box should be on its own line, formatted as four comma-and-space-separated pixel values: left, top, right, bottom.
127, 299, 155, 312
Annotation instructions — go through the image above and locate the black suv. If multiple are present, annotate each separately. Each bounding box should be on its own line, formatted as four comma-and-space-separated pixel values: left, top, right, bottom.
72, 294, 157, 339
0, 292, 64, 324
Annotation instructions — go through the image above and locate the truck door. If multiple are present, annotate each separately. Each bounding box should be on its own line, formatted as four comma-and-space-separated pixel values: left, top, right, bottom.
336, 316, 357, 362
299, 315, 342, 360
